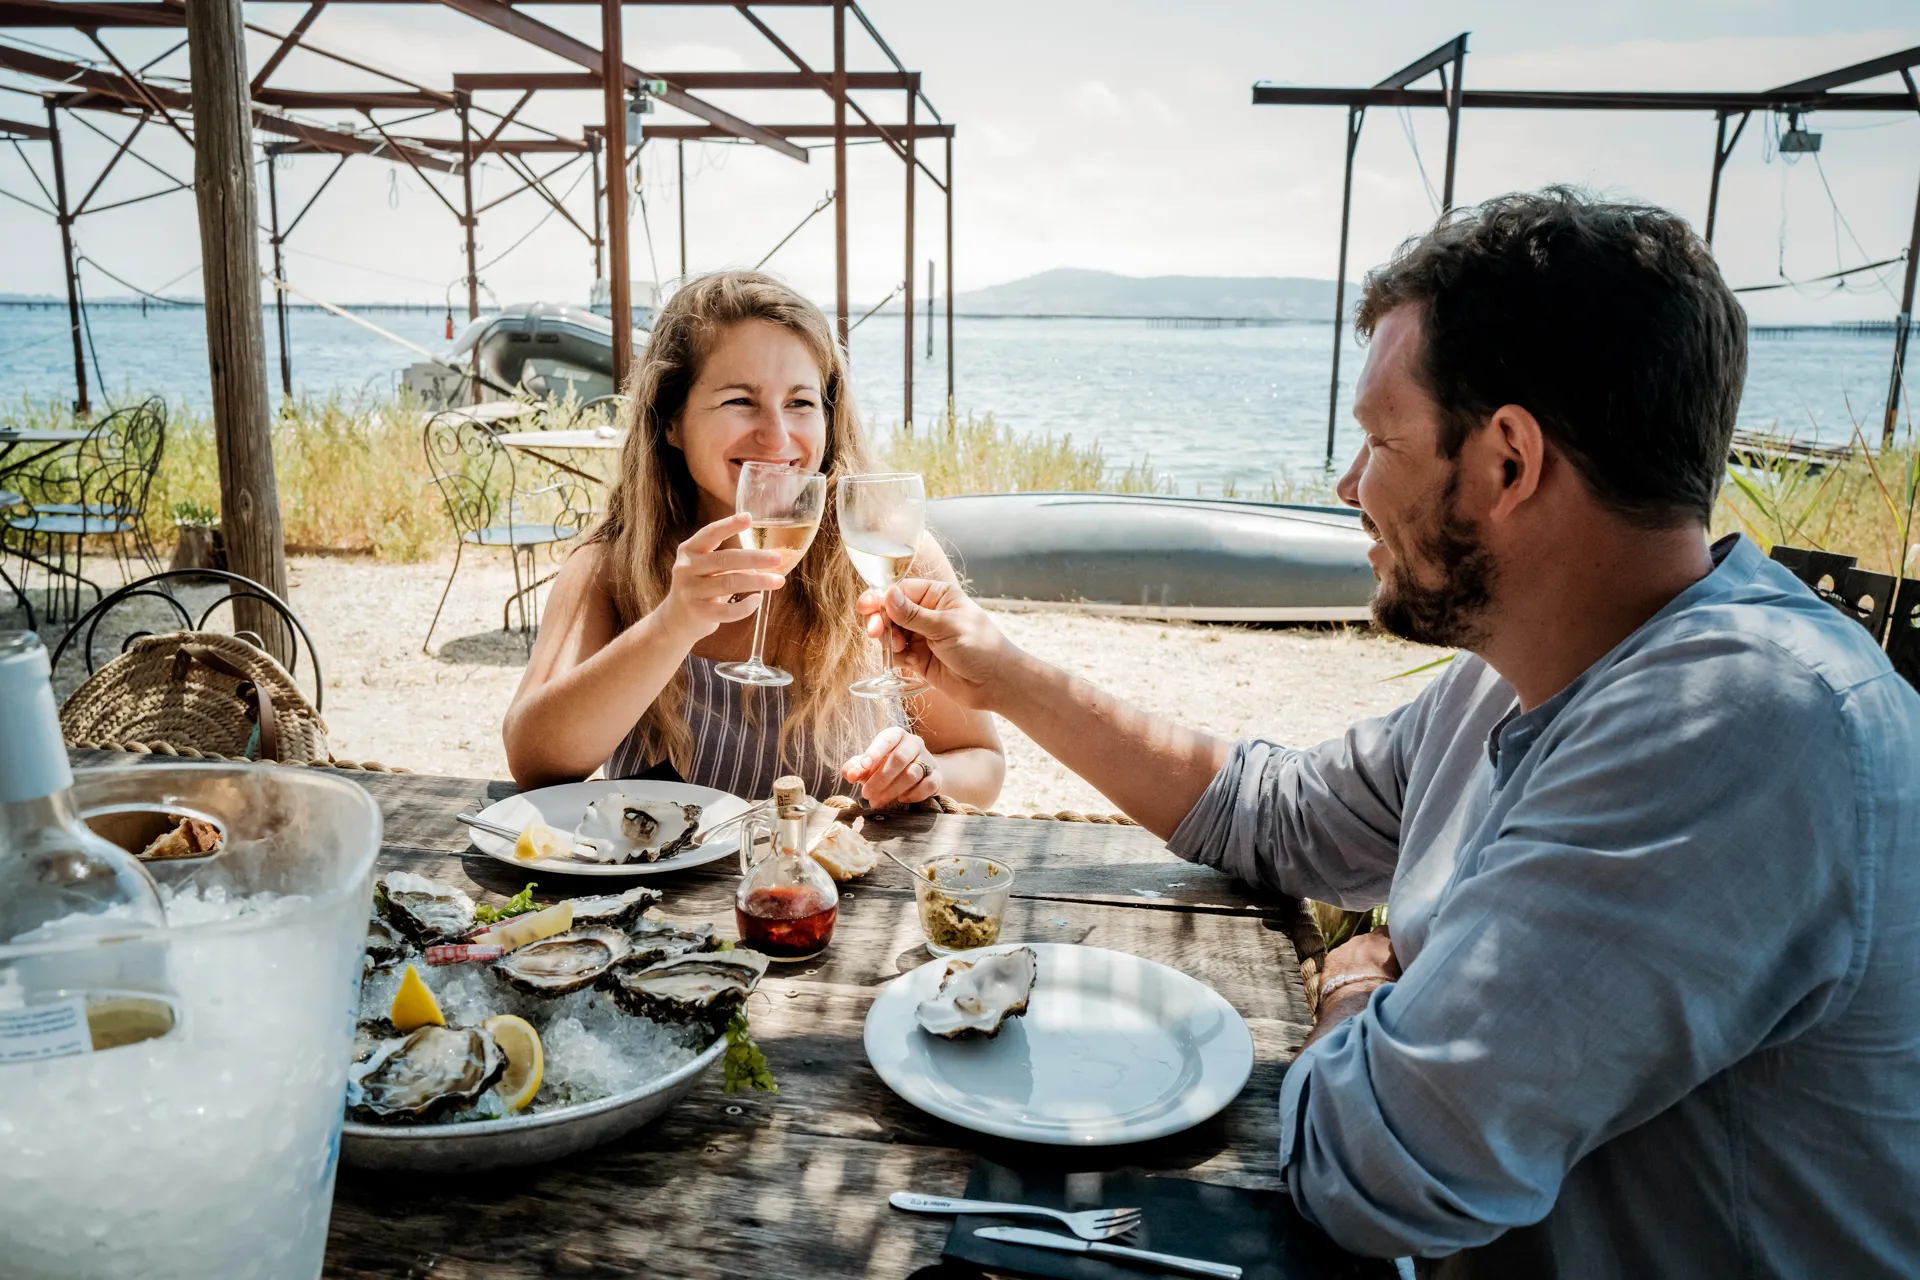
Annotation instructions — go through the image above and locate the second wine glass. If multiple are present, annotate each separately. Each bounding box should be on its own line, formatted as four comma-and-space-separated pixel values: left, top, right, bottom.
837, 472, 930, 700
715, 461, 827, 688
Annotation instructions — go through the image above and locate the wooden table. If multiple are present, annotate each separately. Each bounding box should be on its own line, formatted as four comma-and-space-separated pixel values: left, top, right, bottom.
70, 754, 1372, 1279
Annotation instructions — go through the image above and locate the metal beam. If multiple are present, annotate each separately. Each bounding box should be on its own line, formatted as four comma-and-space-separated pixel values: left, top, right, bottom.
452, 69, 918, 92
833, 0, 847, 346
1252, 85, 1917, 112
46, 99, 86, 414
1326, 105, 1361, 465
1884, 69, 1920, 448
0, 113, 52, 140
434, 0, 809, 162
1703, 110, 1748, 249
573, 122, 951, 141
1441, 42, 1464, 209
1768, 45, 1920, 96
735, 3, 905, 163
248, 0, 324, 94
1374, 33, 1467, 90
903, 83, 913, 429
254, 88, 443, 110
0, 0, 179, 26
266, 148, 290, 398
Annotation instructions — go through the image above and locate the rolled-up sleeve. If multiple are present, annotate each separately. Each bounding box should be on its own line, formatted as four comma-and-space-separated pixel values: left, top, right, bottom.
1275, 640, 1863, 1257
1167, 707, 1412, 908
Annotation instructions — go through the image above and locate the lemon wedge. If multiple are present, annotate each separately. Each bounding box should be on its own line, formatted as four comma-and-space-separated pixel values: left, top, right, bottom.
473, 900, 573, 952
484, 1014, 544, 1112
514, 822, 569, 862
389, 964, 444, 1032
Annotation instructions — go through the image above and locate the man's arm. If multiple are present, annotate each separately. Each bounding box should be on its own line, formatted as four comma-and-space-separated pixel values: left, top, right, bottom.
860, 579, 1230, 837
1277, 645, 1860, 1257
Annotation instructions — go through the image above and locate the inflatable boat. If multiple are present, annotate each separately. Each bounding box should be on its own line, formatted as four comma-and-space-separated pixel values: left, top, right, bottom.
926, 492, 1376, 622
446, 303, 648, 403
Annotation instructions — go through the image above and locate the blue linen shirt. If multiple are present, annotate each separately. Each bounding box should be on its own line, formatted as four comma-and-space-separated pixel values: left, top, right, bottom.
1168, 535, 1920, 1276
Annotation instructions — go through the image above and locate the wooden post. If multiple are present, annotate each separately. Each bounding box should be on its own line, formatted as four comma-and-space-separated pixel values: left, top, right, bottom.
185, 0, 289, 659
902, 84, 915, 433
602, 0, 633, 391
925, 257, 933, 359
677, 138, 686, 281
266, 145, 292, 400
45, 99, 87, 417
832, 0, 849, 350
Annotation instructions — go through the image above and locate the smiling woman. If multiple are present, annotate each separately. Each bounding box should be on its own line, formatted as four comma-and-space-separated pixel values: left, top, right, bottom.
501, 271, 1004, 811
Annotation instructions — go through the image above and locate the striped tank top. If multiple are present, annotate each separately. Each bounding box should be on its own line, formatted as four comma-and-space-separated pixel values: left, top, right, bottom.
603, 654, 901, 802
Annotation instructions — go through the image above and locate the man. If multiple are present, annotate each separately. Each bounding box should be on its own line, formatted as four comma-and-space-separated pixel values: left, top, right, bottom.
859, 190, 1920, 1275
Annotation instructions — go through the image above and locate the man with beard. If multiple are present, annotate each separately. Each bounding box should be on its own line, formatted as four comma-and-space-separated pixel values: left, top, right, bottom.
857, 189, 1920, 1276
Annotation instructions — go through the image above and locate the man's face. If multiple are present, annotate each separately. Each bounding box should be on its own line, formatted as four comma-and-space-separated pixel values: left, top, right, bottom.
1336, 307, 1496, 648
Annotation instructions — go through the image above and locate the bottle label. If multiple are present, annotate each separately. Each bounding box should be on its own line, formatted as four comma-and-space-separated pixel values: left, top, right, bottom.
0, 996, 93, 1064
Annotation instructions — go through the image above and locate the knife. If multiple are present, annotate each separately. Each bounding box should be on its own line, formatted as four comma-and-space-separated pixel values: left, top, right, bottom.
974, 1225, 1243, 1279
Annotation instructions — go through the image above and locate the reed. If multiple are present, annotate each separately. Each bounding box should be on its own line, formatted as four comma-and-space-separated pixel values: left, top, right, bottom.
1712, 425, 1919, 578
881, 410, 1174, 497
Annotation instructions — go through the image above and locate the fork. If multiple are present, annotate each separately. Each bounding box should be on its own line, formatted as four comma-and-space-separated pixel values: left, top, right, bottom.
889, 1192, 1141, 1242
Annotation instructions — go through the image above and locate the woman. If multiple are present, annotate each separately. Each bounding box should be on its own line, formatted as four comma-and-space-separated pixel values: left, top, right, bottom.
504, 271, 1004, 810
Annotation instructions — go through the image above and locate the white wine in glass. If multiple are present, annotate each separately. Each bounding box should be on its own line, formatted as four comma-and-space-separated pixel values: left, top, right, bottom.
716, 462, 827, 688
837, 472, 930, 699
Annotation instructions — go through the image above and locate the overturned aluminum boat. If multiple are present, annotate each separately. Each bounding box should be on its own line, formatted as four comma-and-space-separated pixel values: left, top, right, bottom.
927, 492, 1376, 623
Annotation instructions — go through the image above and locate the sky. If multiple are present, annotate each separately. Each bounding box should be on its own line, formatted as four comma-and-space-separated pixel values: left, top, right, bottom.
0, 1, 1917, 325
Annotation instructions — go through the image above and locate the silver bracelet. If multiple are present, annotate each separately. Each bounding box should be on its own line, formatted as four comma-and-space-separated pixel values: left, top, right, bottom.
1319, 973, 1390, 1002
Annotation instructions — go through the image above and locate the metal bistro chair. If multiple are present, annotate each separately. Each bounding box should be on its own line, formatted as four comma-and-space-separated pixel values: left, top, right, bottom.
422, 409, 590, 653
7, 399, 166, 624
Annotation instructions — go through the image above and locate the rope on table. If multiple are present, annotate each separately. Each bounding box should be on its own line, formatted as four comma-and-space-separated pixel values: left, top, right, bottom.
913, 793, 1138, 825
66, 737, 407, 773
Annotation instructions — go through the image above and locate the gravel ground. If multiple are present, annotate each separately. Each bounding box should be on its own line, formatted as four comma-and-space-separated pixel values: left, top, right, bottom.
30, 554, 1445, 813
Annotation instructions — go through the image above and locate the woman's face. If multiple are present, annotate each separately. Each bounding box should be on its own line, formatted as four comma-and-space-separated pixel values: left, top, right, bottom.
667, 319, 829, 522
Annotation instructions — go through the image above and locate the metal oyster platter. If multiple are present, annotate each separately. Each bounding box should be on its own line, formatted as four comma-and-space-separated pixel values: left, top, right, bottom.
339, 1037, 727, 1172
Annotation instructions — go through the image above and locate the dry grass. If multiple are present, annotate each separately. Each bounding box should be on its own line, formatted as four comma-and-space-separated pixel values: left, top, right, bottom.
1712, 431, 1919, 577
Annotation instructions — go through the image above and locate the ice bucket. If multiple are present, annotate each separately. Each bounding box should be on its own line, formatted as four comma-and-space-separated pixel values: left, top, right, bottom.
0, 764, 381, 1279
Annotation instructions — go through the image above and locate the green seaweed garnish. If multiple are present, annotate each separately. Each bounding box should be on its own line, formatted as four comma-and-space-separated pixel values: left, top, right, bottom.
722, 1012, 776, 1094
474, 883, 538, 925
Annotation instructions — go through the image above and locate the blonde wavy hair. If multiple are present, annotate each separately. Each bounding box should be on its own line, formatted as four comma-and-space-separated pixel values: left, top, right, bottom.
589, 271, 883, 777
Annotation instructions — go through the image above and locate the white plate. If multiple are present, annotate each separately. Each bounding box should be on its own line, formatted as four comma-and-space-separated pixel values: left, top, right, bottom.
468, 780, 753, 878
864, 942, 1254, 1146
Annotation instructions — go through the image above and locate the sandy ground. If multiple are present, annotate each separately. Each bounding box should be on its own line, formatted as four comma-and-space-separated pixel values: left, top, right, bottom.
27, 554, 1445, 813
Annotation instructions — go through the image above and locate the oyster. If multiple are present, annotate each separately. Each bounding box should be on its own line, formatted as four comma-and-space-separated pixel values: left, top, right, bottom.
346, 1024, 505, 1123
493, 926, 632, 996
351, 1017, 401, 1064
572, 794, 702, 864
602, 949, 768, 1029
364, 916, 411, 973
375, 872, 476, 946
915, 946, 1037, 1040
565, 885, 662, 930
622, 916, 719, 968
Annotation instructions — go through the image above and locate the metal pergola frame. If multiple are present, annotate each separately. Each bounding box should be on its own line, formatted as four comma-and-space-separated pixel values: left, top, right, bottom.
0, 0, 955, 426
1256, 35, 1920, 459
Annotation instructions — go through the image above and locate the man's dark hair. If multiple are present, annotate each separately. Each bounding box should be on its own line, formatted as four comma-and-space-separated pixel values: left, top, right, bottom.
1355, 187, 1746, 527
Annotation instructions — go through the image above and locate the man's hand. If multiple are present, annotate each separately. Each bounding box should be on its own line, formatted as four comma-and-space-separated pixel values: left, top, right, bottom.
1304, 928, 1400, 1050
855, 579, 1024, 712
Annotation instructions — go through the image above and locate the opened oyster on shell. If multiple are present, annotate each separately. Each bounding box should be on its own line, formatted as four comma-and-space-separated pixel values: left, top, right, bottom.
572, 794, 703, 864
622, 916, 720, 968
376, 872, 477, 945
565, 885, 662, 929
493, 926, 633, 996
346, 1024, 505, 1123
915, 946, 1037, 1040
364, 917, 411, 973
603, 949, 769, 1028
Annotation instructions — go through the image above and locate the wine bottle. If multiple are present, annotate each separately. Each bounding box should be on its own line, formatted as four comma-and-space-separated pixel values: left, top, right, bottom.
0, 631, 174, 1062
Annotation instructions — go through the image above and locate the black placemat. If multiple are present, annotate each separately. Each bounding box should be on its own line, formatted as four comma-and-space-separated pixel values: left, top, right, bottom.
941, 1157, 1390, 1280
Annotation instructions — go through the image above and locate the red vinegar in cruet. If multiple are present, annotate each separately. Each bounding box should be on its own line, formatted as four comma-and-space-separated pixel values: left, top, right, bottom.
734, 776, 838, 962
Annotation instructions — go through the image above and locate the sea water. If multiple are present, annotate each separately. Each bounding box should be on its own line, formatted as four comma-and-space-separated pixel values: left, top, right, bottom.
0, 307, 1905, 492
0, 885, 363, 1280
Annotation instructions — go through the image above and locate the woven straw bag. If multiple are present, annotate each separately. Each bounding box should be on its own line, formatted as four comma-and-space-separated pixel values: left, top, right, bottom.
59, 633, 329, 764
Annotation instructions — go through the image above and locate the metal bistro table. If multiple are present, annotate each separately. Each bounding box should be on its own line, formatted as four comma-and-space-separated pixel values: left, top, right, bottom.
494, 426, 628, 485
67, 753, 1381, 1279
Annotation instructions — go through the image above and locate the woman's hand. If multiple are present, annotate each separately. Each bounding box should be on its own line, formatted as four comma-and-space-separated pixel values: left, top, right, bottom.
654, 512, 786, 640
842, 725, 942, 809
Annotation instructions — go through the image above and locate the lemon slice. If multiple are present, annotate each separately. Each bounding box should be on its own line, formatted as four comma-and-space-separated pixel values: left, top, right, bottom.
484, 1014, 544, 1113
514, 822, 569, 862
389, 964, 445, 1032
473, 900, 573, 952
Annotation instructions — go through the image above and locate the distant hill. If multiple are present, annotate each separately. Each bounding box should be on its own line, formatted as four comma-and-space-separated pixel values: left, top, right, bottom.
951, 268, 1349, 319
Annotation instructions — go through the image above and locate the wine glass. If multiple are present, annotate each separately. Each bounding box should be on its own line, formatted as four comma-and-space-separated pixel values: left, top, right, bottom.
715, 461, 827, 688
837, 472, 931, 700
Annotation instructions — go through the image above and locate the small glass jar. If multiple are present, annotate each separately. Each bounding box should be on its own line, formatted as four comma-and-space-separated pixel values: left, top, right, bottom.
913, 855, 1014, 956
